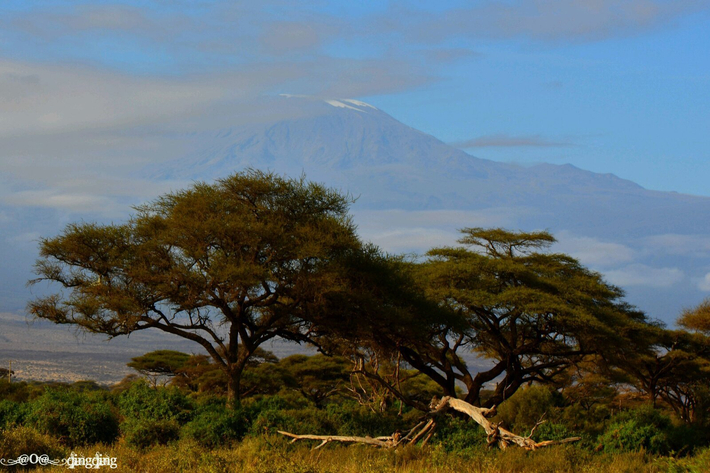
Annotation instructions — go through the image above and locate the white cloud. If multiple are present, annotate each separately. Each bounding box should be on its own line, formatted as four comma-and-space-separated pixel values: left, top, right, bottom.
364, 228, 457, 254
554, 232, 636, 268
260, 21, 325, 55
605, 264, 684, 288
5, 191, 120, 215
8, 231, 41, 245
643, 234, 710, 257
354, 208, 529, 253
402, 0, 710, 43
0, 171, 191, 216
451, 134, 575, 149
0, 61, 242, 138
697, 273, 710, 292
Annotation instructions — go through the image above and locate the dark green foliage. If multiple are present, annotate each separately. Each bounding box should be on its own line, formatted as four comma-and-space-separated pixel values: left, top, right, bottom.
322, 402, 407, 437
2, 375, 710, 463
70, 380, 107, 392
246, 395, 408, 439
279, 354, 350, 407
396, 372, 446, 405
558, 402, 611, 436
533, 422, 575, 442
412, 228, 650, 408
600, 418, 670, 455
117, 381, 193, 449
0, 379, 42, 402
495, 385, 564, 432
598, 405, 694, 455
614, 299, 710, 426
25, 388, 119, 447
122, 418, 181, 449
0, 399, 27, 428
433, 417, 488, 452
182, 406, 249, 447
117, 380, 194, 423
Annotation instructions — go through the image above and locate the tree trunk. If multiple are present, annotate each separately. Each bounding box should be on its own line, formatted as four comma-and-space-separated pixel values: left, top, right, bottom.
226, 365, 243, 409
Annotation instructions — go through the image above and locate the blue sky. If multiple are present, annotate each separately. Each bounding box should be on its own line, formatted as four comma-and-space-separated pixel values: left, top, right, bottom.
0, 0, 709, 196
1, 1, 710, 322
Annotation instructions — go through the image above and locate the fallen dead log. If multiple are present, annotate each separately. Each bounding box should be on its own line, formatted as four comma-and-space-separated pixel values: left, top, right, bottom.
277, 432, 393, 449
278, 396, 581, 451
439, 397, 581, 449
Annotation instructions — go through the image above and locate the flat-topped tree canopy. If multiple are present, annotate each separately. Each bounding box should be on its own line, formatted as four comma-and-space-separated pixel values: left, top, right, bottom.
28, 169, 361, 406
415, 227, 654, 407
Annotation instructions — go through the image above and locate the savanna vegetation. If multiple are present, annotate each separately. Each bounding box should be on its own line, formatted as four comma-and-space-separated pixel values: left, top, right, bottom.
3, 169, 710, 471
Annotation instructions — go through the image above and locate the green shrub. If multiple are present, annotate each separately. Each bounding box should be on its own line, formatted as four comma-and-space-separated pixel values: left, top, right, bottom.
0, 400, 26, 428
118, 380, 194, 422
182, 407, 249, 447
558, 402, 610, 436
0, 425, 66, 460
249, 406, 299, 436
532, 422, 575, 441
247, 396, 407, 439
0, 379, 42, 403
70, 380, 107, 392
122, 418, 181, 450
245, 395, 303, 435
25, 389, 119, 447
324, 402, 404, 437
598, 405, 673, 455
666, 422, 709, 455
433, 417, 487, 452
495, 385, 562, 432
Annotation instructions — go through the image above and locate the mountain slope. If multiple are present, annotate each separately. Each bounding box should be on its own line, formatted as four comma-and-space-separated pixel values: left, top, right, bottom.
150, 95, 710, 240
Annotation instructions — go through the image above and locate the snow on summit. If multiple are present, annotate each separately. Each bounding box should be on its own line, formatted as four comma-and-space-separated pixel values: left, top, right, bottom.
324, 99, 377, 112
278, 94, 377, 113
341, 99, 378, 110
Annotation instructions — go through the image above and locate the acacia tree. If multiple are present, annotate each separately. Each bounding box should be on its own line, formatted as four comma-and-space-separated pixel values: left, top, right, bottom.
28, 170, 361, 407
654, 301, 710, 423
307, 245, 462, 411
330, 228, 652, 409
410, 228, 652, 407
606, 299, 710, 423
127, 350, 191, 387
279, 354, 351, 407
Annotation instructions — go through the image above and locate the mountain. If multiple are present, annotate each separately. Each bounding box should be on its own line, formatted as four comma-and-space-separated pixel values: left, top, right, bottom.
146, 95, 710, 323
152, 95, 710, 239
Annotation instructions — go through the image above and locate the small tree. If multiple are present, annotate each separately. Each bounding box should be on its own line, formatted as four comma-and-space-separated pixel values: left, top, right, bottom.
127, 350, 191, 387
280, 354, 350, 407
653, 301, 710, 423
29, 170, 361, 407
611, 300, 710, 424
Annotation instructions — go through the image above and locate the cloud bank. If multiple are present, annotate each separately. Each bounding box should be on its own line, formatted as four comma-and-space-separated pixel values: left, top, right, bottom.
452, 134, 576, 149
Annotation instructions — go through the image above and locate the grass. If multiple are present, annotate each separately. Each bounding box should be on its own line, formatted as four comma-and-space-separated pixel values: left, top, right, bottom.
4, 435, 699, 473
